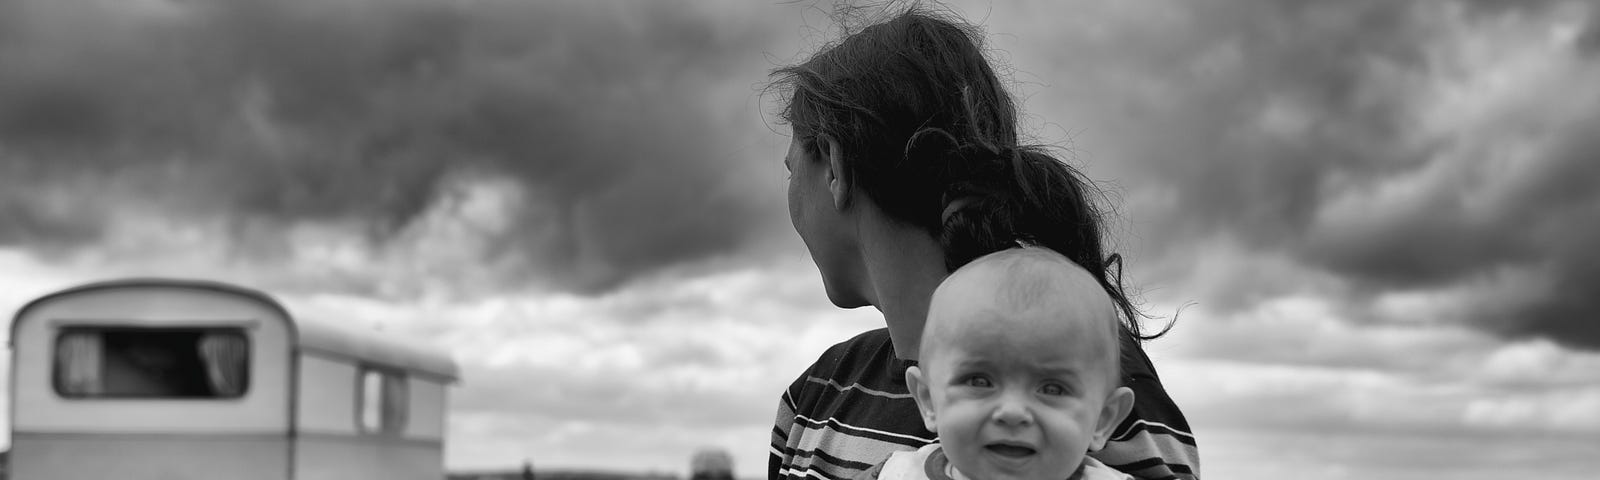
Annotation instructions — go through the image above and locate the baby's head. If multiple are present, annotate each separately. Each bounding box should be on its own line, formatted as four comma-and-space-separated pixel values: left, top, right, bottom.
908, 247, 1134, 480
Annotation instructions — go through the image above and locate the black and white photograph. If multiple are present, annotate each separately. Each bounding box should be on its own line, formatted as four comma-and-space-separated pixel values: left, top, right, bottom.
1, 0, 1597, 479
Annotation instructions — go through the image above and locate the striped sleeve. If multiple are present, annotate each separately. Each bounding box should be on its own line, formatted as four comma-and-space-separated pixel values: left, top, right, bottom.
770, 330, 933, 480
1091, 331, 1200, 480
770, 389, 798, 479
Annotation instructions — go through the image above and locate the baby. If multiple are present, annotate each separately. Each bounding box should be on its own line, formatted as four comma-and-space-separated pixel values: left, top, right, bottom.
869, 247, 1136, 480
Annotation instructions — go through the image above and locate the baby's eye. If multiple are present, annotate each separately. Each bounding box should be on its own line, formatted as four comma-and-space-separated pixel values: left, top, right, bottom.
961, 376, 993, 388
1039, 382, 1070, 396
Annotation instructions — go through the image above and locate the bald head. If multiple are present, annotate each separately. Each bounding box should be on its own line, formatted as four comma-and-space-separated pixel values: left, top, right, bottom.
922, 247, 1123, 380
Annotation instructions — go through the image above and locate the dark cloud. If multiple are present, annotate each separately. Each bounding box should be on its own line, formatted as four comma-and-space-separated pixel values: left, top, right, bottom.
1013, 1, 1600, 347
0, 0, 788, 293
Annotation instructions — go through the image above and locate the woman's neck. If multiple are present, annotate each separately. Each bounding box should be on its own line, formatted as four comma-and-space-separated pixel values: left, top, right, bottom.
856, 207, 948, 362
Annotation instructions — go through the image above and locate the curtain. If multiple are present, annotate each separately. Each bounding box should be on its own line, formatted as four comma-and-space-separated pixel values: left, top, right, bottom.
56, 331, 104, 396
197, 332, 249, 396
381, 373, 409, 433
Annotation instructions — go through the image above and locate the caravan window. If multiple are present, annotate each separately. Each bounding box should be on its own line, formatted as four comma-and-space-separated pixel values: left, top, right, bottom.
358, 368, 408, 434
54, 327, 250, 398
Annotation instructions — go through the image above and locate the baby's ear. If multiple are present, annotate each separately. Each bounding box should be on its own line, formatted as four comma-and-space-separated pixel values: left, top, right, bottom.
905, 366, 938, 432
1090, 386, 1134, 451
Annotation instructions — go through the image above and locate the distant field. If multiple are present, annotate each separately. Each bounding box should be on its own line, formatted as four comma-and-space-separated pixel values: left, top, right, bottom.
0, 464, 700, 480
0, 468, 683, 480
447, 470, 682, 480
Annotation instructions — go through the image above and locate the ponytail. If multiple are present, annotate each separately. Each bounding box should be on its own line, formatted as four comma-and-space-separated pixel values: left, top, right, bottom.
916, 129, 1164, 340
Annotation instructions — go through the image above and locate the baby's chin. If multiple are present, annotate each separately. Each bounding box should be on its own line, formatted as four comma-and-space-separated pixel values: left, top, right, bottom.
949, 443, 1086, 480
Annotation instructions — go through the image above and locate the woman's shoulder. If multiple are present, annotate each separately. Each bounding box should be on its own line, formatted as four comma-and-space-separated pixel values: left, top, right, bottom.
819, 327, 893, 360
800, 328, 905, 380
1098, 335, 1201, 480
784, 327, 920, 410
775, 328, 934, 478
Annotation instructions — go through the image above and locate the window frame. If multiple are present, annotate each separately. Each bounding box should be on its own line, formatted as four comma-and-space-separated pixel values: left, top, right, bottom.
51, 325, 253, 400
354, 365, 409, 436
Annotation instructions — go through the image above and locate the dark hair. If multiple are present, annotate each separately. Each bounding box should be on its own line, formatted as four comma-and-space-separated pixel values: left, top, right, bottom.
771, 7, 1164, 340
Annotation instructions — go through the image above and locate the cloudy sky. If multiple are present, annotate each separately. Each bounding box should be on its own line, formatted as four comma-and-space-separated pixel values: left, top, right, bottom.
3, 0, 1599, 478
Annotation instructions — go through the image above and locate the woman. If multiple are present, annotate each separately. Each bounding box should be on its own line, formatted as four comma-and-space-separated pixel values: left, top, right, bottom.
768, 9, 1198, 480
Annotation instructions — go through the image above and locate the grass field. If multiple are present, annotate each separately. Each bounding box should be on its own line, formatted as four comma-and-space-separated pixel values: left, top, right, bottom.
446, 470, 686, 480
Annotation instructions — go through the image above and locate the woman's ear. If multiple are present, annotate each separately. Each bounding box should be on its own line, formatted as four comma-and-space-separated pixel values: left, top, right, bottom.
1090, 386, 1135, 451
905, 366, 938, 432
815, 134, 852, 210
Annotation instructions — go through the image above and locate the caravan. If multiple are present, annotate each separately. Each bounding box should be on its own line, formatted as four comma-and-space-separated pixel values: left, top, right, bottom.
8, 278, 459, 480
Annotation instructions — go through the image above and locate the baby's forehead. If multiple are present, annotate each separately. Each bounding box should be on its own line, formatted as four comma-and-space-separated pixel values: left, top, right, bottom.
933, 249, 1113, 320
925, 248, 1120, 358
928, 299, 1110, 347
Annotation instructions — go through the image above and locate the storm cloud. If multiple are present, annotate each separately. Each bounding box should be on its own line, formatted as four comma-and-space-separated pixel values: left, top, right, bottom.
1000, 0, 1600, 348
3, 0, 1595, 346
0, 0, 788, 294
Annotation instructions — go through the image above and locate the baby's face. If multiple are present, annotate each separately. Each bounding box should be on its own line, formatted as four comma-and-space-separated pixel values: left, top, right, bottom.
915, 276, 1121, 480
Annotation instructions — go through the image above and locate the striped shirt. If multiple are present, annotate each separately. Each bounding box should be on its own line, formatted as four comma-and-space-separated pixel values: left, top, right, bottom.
770, 328, 1199, 480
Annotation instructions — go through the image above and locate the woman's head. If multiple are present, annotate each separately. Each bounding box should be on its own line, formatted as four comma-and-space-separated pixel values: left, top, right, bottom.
776, 9, 1015, 232
772, 7, 1156, 338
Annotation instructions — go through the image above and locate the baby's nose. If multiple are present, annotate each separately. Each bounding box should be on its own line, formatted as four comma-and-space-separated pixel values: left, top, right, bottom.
991, 394, 1034, 426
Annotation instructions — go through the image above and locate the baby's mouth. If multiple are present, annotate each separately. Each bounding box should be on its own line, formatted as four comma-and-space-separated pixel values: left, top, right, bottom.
984, 443, 1037, 458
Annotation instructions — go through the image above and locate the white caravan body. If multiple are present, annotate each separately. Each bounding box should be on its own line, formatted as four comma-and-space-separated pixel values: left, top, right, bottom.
8, 278, 459, 480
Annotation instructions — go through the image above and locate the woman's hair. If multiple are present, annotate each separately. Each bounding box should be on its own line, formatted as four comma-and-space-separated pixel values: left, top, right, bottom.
771, 7, 1164, 339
